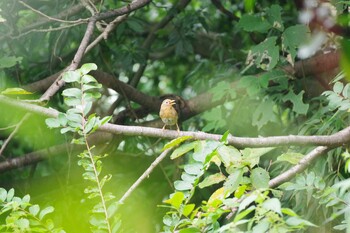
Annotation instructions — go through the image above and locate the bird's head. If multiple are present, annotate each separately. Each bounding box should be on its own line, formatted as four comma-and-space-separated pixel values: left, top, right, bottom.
162, 99, 176, 106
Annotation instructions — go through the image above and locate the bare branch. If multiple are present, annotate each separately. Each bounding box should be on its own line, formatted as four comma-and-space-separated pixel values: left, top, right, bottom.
38, 0, 153, 102
85, 14, 129, 54
39, 19, 96, 102
0, 113, 31, 157
119, 148, 172, 203
18, 1, 85, 24
0, 1, 94, 42
269, 146, 330, 188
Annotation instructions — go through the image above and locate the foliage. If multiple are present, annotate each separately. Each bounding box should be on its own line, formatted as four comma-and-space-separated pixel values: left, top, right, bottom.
0, 188, 64, 233
161, 138, 315, 232
46, 64, 118, 233
0, 0, 350, 233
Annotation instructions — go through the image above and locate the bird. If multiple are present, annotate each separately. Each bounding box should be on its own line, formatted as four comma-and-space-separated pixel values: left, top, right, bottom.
159, 99, 180, 132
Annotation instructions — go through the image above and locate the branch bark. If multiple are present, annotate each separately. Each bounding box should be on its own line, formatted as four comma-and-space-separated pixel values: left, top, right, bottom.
1, 95, 350, 148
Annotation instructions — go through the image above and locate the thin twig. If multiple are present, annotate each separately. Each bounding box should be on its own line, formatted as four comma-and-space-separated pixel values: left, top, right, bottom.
10, 22, 86, 40
119, 148, 172, 203
0, 113, 31, 157
0, 125, 17, 131
19, 1, 85, 24
85, 14, 129, 54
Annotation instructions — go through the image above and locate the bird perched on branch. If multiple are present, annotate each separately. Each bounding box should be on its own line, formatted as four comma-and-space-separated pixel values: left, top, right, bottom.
159, 99, 180, 132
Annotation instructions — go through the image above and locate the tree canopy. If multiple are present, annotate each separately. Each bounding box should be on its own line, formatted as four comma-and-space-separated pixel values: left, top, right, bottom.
0, 0, 350, 232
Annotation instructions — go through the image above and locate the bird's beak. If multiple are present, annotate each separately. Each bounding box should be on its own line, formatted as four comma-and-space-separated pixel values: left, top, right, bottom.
169, 100, 176, 105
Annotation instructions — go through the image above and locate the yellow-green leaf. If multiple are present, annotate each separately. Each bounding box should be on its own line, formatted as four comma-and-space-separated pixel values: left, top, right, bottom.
163, 192, 184, 209
1, 88, 33, 95
183, 204, 195, 217
170, 141, 197, 160
163, 136, 193, 151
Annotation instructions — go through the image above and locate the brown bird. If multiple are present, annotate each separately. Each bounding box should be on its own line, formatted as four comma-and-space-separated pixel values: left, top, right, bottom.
159, 99, 180, 132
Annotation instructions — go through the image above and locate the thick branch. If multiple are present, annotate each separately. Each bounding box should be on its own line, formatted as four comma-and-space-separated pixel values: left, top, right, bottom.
1, 95, 350, 148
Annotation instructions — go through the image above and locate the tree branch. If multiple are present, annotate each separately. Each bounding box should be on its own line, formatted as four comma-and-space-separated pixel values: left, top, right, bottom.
269, 146, 330, 188
0, 113, 31, 157
118, 148, 172, 203
1, 95, 350, 148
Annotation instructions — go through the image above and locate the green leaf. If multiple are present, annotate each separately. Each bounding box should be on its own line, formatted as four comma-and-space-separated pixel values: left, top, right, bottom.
238, 193, 258, 212
100, 116, 112, 125
282, 25, 309, 63
182, 204, 195, 217
241, 147, 274, 167
252, 97, 277, 129
193, 140, 220, 163
66, 112, 82, 124
210, 81, 236, 102
164, 136, 193, 151
184, 163, 203, 176
217, 145, 242, 168
198, 173, 226, 188
80, 63, 98, 75
0, 56, 22, 69
82, 74, 98, 84
251, 167, 270, 189
62, 70, 80, 83
39, 206, 54, 220
252, 219, 270, 233
29, 204, 40, 216
15, 218, 29, 229
6, 188, 14, 201
224, 169, 243, 195
282, 208, 298, 217
45, 118, 61, 128
238, 14, 271, 33
126, 18, 144, 33
1, 88, 33, 95
262, 198, 282, 215
282, 90, 309, 115
0, 188, 7, 202
107, 202, 119, 217
57, 113, 67, 126
333, 82, 344, 94
277, 152, 304, 164
170, 141, 197, 159
163, 192, 185, 209
286, 217, 317, 227
221, 131, 230, 144
248, 36, 279, 70
244, 0, 255, 12
62, 88, 82, 98
234, 205, 255, 222
174, 180, 193, 191
179, 228, 201, 233
266, 5, 284, 31
342, 39, 350, 81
